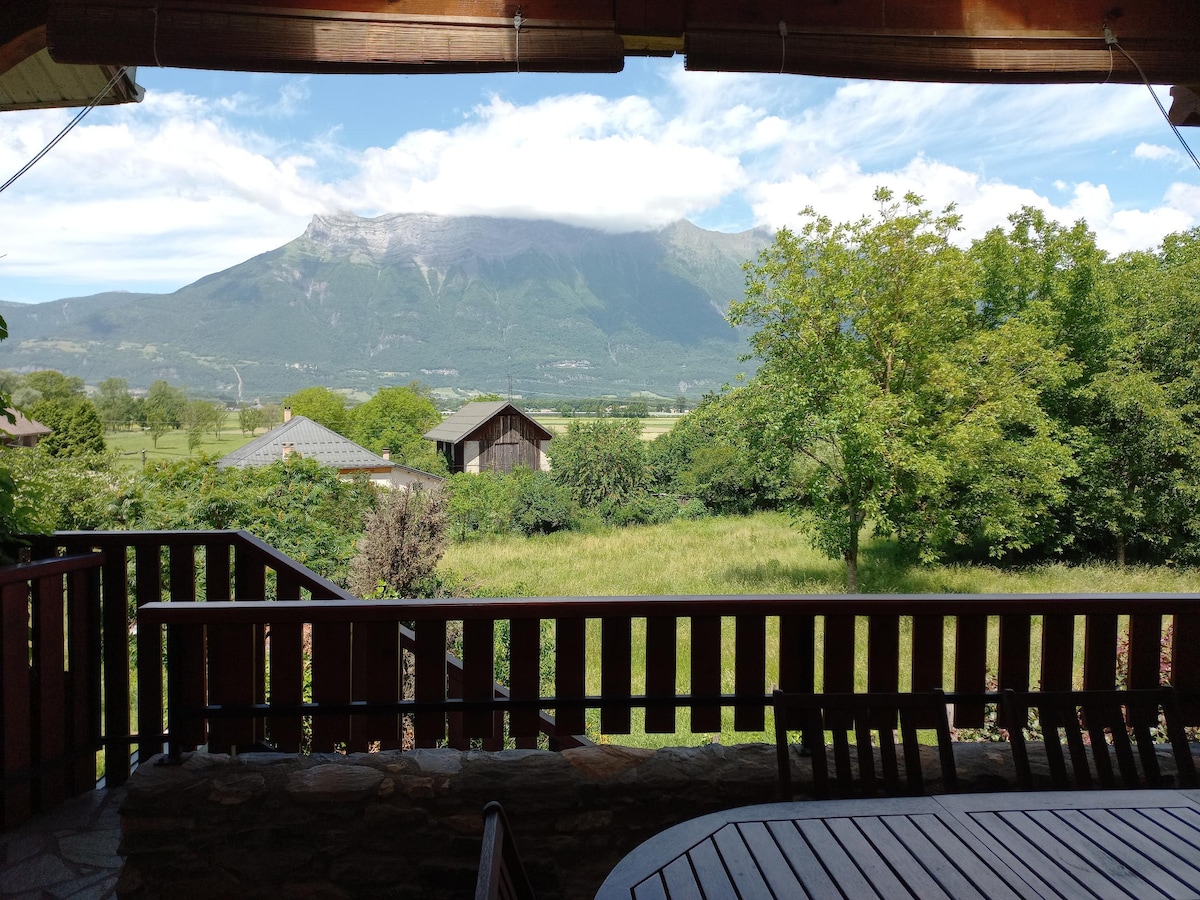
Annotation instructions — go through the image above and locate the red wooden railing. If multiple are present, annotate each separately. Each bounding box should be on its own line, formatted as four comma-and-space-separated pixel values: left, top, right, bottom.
0, 553, 103, 829
136, 593, 1200, 756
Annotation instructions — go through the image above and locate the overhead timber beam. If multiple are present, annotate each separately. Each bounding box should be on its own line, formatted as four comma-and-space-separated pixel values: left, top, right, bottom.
38, 1, 1200, 85
44, 1, 625, 74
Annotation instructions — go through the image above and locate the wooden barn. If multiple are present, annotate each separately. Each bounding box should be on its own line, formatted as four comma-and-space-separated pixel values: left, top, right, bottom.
425, 401, 552, 475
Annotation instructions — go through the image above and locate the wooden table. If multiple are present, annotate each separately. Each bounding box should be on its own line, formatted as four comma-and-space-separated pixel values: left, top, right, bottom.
596, 790, 1200, 899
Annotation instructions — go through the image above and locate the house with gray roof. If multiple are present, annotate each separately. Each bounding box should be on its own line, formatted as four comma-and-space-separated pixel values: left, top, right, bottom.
219, 411, 443, 490
425, 401, 552, 474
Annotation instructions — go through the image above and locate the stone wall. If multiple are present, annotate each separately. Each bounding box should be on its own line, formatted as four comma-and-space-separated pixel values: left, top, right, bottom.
116, 741, 1189, 899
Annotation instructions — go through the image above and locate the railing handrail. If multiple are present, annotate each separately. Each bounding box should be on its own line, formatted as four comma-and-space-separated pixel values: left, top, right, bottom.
0, 552, 104, 586
137, 592, 1200, 624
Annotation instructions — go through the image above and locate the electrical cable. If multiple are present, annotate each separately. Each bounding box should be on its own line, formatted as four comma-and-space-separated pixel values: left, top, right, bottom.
779, 20, 787, 75
513, 7, 523, 74
0, 66, 130, 196
1107, 29, 1200, 174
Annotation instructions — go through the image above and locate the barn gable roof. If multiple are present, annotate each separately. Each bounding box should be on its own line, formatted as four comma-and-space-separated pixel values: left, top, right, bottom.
424, 401, 552, 444
219, 414, 431, 475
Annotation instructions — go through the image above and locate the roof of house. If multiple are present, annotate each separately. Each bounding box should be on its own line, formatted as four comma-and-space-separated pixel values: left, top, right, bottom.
424, 401, 553, 444
218, 415, 436, 478
0, 408, 52, 438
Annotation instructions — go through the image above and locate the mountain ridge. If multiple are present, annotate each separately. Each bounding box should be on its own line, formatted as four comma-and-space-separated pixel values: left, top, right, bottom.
0, 214, 771, 400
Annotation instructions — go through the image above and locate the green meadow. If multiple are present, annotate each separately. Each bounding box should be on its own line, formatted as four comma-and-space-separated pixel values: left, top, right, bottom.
104, 414, 260, 469
441, 512, 1200, 748
531, 414, 682, 441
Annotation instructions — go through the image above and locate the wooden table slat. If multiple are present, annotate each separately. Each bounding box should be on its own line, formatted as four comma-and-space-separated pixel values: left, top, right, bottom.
737, 821, 808, 898
983, 809, 1134, 900
596, 792, 1200, 900
711, 823, 775, 900
795, 819, 881, 899
1075, 808, 1200, 894
765, 820, 835, 899
853, 816, 953, 900
889, 814, 1027, 900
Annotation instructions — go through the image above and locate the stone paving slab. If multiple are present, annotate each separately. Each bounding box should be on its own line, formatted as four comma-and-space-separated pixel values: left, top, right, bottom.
0, 788, 125, 900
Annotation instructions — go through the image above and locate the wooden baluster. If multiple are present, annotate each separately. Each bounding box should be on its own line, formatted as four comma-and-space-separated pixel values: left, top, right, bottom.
910, 615, 944, 728
34, 571, 67, 808
601, 615, 632, 734
554, 617, 586, 738
169, 545, 206, 750
1040, 613, 1075, 690
508, 618, 541, 747
1127, 613, 1163, 728
1, 581, 33, 827
464, 618, 496, 742
1083, 612, 1118, 691
953, 613, 987, 727
268, 570, 303, 752
645, 615, 678, 734
778, 613, 815, 695
867, 615, 900, 727
312, 619, 352, 751
353, 618, 401, 751
135, 543, 164, 763
101, 544, 130, 786
734, 615, 766, 732
414, 619, 447, 748
823, 614, 855, 693
234, 544, 267, 746
1170, 611, 1200, 722
690, 615, 721, 733
997, 614, 1031, 693
69, 565, 101, 793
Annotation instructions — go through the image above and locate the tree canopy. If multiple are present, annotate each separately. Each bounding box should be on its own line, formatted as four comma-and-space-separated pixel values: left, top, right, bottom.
731, 189, 1075, 590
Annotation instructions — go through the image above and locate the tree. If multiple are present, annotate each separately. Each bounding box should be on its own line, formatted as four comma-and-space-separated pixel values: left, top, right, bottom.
548, 419, 648, 512
282, 386, 349, 433
731, 188, 1073, 590
238, 405, 267, 435
648, 388, 792, 515
143, 380, 186, 447
348, 486, 449, 598
345, 383, 443, 472
95, 377, 137, 431
29, 397, 106, 457
19, 370, 85, 404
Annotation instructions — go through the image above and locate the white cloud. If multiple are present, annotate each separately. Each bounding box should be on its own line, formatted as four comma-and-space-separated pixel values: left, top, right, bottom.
1, 65, 1197, 303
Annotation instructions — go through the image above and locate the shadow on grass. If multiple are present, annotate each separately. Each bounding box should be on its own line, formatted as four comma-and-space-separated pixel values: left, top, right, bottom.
722, 538, 977, 595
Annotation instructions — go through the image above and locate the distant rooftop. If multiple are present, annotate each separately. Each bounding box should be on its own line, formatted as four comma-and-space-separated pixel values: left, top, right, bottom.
425, 401, 552, 444
219, 415, 403, 472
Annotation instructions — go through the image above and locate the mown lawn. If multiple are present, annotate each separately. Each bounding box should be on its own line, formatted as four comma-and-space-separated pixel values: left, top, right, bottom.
441, 512, 1200, 748
105, 413, 260, 470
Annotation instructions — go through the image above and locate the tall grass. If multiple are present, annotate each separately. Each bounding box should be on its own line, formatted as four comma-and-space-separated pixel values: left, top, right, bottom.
442, 511, 1200, 597
441, 512, 1200, 749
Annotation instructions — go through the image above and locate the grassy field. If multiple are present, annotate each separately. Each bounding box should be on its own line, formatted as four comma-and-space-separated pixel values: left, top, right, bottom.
530, 414, 682, 440
441, 512, 1200, 748
105, 413, 260, 469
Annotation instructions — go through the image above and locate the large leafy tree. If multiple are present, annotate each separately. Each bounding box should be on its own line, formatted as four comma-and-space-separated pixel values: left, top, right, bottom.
548, 419, 648, 511
95, 377, 138, 431
648, 387, 792, 514
731, 189, 1073, 590
142, 380, 187, 447
345, 382, 443, 472
282, 386, 349, 433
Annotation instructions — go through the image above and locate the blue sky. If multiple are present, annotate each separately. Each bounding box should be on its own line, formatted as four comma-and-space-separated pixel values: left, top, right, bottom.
1, 57, 1197, 304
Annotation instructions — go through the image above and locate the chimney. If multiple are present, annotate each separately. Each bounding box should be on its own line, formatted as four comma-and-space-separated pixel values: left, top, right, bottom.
381, 448, 391, 461
283, 406, 292, 423
282, 442, 295, 460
